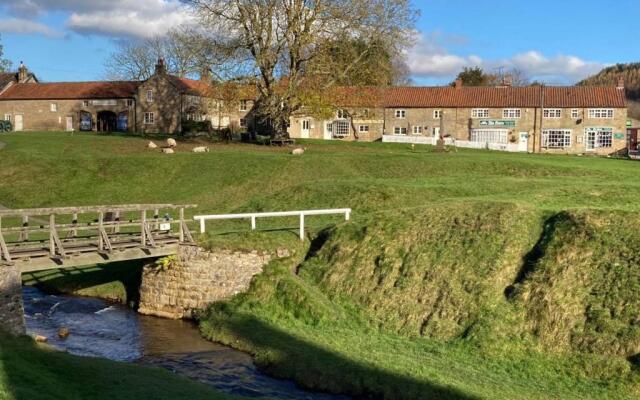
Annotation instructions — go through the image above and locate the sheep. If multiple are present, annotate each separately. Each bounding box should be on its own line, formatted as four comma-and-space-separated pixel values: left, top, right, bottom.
192, 146, 210, 153
147, 141, 158, 149
161, 148, 174, 154
291, 147, 305, 156
166, 138, 177, 148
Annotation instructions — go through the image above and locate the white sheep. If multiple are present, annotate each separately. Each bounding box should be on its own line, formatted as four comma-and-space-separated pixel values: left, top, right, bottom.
192, 146, 210, 153
291, 147, 305, 156
161, 148, 174, 154
166, 138, 177, 148
147, 141, 158, 149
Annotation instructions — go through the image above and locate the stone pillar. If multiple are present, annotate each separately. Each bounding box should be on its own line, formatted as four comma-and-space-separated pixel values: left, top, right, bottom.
0, 266, 26, 336
138, 246, 271, 319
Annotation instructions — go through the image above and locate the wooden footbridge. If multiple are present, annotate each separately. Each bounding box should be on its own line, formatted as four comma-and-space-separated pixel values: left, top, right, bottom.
0, 204, 195, 273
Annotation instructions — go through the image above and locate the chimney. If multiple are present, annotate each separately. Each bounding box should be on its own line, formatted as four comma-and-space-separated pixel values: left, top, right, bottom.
17, 61, 28, 83
454, 78, 463, 89
154, 58, 166, 75
502, 75, 513, 87
200, 67, 211, 82
617, 76, 625, 90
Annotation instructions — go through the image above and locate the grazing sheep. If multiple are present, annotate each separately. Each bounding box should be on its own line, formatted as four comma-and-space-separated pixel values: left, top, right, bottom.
162, 148, 174, 154
167, 138, 177, 147
291, 147, 305, 156
192, 146, 210, 153
147, 141, 158, 149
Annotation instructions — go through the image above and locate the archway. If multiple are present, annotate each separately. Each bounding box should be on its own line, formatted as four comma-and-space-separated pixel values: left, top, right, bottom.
97, 111, 117, 132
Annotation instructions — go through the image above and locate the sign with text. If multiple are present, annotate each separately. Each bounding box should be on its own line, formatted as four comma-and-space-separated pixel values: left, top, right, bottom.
479, 120, 516, 127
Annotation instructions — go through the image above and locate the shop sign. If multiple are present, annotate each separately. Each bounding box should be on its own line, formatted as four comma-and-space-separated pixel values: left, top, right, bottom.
479, 120, 515, 127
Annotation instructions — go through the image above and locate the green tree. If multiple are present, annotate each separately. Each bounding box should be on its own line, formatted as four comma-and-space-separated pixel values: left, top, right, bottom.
0, 35, 13, 72
452, 66, 495, 86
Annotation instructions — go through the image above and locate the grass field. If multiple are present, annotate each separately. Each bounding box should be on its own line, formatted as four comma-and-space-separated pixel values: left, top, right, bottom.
1, 132, 640, 399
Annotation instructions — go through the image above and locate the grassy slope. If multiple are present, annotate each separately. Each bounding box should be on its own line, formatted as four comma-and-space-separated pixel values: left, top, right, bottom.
2, 132, 640, 399
0, 334, 239, 400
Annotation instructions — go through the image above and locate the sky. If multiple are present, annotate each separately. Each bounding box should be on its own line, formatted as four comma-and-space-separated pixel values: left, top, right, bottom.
0, 0, 638, 85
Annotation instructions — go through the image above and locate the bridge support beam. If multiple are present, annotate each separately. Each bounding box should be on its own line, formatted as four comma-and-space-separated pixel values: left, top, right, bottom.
0, 265, 25, 336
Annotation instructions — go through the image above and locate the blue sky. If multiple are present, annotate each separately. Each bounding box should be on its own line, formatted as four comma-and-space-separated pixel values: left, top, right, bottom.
0, 0, 638, 85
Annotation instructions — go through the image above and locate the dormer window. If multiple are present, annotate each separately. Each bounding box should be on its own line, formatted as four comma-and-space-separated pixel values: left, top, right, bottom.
146, 90, 154, 103
395, 109, 406, 118
239, 100, 248, 111
337, 109, 348, 119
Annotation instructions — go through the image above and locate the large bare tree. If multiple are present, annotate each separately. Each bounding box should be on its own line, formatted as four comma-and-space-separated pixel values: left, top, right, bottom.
187, 0, 418, 138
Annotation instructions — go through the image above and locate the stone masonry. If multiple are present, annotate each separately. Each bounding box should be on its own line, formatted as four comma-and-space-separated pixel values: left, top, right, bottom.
138, 246, 271, 319
0, 265, 26, 336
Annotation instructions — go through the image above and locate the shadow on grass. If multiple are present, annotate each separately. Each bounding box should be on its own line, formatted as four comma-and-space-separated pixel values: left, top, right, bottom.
21, 260, 144, 308
207, 314, 479, 400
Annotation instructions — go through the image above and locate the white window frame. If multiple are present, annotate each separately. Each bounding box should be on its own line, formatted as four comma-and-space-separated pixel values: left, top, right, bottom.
126, 99, 134, 107
502, 109, 521, 119
470, 129, 508, 144
50, 103, 58, 112
334, 120, 349, 137
543, 109, 562, 119
587, 109, 614, 119
395, 109, 406, 119
433, 110, 442, 119
3, 114, 10, 122
239, 100, 248, 111
571, 109, 580, 119
585, 127, 613, 150
542, 129, 572, 148
146, 90, 154, 103
337, 109, 348, 119
302, 120, 310, 130
239, 118, 247, 127
358, 125, 370, 133
393, 127, 407, 135
412, 126, 423, 135
471, 109, 489, 118
144, 112, 155, 125
82, 100, 90, 107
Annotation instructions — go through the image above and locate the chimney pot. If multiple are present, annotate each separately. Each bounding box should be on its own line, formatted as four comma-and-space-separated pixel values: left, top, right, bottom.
17, 62, 28, 83
155, 58, 166, 75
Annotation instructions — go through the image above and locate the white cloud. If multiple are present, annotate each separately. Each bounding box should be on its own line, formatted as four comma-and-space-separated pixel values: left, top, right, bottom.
407, 33, 605, 84
0, 17, 61, 37
0, 0, 193, 39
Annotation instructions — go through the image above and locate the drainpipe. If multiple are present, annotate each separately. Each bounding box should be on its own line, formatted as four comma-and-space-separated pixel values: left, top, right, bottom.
538, 85, 545, 153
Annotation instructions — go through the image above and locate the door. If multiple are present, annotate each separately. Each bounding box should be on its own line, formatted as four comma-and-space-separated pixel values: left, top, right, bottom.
301, 120, 310, 139
433, 127, 441, 140
629, 129, 638, 156
14, 114, 23, 131
324, 121, 333, 140
65, 116, 73, 131
518, 132, 529, 152
585, 130, 596, 151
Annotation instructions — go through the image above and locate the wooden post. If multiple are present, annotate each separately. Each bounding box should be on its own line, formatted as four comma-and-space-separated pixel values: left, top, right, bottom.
49, 214, 56, 256
114, 211, 120, 234
251, 215, 256, 230
98, 212, 104, 251
299, 213, 305, 241
20, 215, 29, 241
141, 210, 146, 246
0, 216, 12, 263
71, 212, 78, 237
179, 208, 185, 243
154, 208, 159, 231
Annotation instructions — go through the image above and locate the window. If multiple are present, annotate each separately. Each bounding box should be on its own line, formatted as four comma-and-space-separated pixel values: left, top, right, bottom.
433, 110, 442, 119
146, 90, 154, 103
585, 128, 613, 150
571, 109, 580, 119
359, 125, 369, 133
543, 109, 562, 119
395, 109, 406, 118
126, 99, 134, 107
239, 100, 248, 111
326, 122, 333, 134
542, 129, 572, 148
471, 109, 489, 118
393, 127, 407, 135
363, 109, 370, 117
334, 120, 349, 137
588, 109, 614, 119
144, 112, 155, 124
502, 109, 521, 119
412, 126, 423, 135
337, 109, 348, 119
470, 129, 508, 144
50, 103, 58, 112
240, 118, 247, 127
302, 120, 310, 130
91, 99, 117, 106
83, 100, 90, 107
3, 114, 10, 122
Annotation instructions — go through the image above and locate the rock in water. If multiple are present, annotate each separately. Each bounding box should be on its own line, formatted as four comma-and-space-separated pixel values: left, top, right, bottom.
58, 327, 70, 339
35, 335, 48, 343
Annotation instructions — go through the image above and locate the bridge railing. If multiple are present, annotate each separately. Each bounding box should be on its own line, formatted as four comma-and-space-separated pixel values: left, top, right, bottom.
0, 204, 196, 265
193, 208, 352, 240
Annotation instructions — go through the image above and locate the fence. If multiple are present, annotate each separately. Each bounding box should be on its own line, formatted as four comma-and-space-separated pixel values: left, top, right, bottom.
381, 135, 525, 152
193, 208, 352, 240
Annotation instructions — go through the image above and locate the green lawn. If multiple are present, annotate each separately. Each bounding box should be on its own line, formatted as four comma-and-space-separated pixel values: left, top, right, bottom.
1, 132, 640, 399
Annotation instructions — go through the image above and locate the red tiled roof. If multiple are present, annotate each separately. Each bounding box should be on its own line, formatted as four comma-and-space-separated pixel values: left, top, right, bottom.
0, 81, 141, 100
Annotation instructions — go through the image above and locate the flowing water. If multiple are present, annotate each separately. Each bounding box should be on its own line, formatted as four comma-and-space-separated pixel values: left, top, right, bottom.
23, 286, 349, 400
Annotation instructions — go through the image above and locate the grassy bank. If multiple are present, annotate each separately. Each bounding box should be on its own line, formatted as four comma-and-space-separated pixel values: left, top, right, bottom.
0, 334, 240, 400
2, 132, 640, 399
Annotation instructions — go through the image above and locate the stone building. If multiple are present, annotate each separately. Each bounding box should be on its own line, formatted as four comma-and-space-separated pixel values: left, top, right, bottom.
288, 79, 629, 155
0, 59, 256, 135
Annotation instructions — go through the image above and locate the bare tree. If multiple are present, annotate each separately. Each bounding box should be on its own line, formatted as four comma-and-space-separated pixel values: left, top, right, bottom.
187, 0, 418, 138
509, 67, 530, 87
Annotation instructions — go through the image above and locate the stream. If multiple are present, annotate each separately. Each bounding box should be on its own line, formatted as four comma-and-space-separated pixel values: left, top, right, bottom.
22, 286, 349, 400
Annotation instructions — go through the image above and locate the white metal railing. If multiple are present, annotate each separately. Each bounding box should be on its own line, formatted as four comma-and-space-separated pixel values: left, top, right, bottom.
193, 208, 352, 240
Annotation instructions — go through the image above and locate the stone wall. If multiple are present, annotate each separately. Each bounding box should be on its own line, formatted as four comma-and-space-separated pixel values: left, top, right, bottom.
138, 246, 271, 319
0, 266, 25, 336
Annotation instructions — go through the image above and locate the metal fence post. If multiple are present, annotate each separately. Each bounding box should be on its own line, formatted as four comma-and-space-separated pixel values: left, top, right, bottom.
299, 213, 305, 241
199, 218, 205, 234
251, 215, 256, 230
